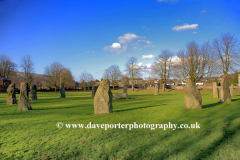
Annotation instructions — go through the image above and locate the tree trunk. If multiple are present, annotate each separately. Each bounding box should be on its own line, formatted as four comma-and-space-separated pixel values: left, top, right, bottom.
55, 86, 57, 92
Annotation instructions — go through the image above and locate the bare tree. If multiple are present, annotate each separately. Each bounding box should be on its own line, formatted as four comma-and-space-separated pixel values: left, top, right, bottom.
177, 41, 215, 109
44, 62, 63, 92
0, 54, 17, 79
20, 55, 34, 86
44, 62, 74, 91
61, 68, 75, 88
213, 33, 239, 102
103, 65, 122, 90
151, 50, 173, 91
125, 57, 141, 91
79, 71, 94, 91
177, 41, 214, 82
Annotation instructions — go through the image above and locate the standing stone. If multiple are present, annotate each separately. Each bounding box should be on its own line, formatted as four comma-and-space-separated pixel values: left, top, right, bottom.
123, 85, 128, 94
92, 86, 96, 97
6, 83, 17, 105
238, 74, 240, 86
18, 82, 32, 110
213, 82, 219, 98
94, 79, 112, 114
31, 84, 37, 100
185, 78, 202, 109
60, 86, 65, 97
115, 93, 127, 99
220, 75, 231, 102
154, 82, 159, 95
230, 84, 234, 96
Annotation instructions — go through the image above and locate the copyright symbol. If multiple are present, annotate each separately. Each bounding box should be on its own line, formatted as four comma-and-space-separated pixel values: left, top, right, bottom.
56, 122, 63, 129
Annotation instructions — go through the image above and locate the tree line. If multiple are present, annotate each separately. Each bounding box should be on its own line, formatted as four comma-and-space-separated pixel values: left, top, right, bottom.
0, 33, 239, 92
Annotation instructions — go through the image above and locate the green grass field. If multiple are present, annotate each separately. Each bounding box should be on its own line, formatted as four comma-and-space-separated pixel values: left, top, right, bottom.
1, 90, 240, 160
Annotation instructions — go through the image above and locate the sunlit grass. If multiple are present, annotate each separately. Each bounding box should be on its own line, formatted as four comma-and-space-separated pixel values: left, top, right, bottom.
0, 90, 240, 159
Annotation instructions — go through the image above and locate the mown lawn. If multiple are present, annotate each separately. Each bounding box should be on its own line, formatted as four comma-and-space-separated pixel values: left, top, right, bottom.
0, 90, 240, 159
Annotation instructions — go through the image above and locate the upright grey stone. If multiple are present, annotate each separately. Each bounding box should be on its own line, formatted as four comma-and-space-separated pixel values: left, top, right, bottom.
230, 84, 234, 96
92, 86, 96, 97
94, 79, 112, 114
154, 82, 159, 95
115, 93, 127, 99
31, 84, 37, 100
220, 75, 231, 102
213, 82, 219, 98
18, 82, 32, 110
123, 85, 128, 94
185, 78, 202, 109
238, 74, 240, 86
6, 83, 17, 105
60, 86, 65, 97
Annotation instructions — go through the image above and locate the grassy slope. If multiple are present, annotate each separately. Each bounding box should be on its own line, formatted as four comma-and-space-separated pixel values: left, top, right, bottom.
0, 90, 240, 160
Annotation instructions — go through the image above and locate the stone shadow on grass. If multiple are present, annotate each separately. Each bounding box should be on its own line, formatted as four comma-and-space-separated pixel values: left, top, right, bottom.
114, 105, 163, 113
202, 102, 222, 109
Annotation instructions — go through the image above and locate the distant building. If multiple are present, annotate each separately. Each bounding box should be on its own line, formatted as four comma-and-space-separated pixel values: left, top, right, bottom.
0, 76, 11, 92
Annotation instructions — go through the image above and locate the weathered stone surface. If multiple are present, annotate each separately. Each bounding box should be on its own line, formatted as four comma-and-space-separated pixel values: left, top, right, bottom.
238, 74, 240, 86
185, 78, 202, 109
123, 85, 128, 94
154, 82, 159, 95
6, 83, 17, 105
18, 82, 32, 110
60, 86, 65, 97
220, 75, 231, 102
230, 84, 234, 96
94, 79, 112, 114
30, 84, 37, 100
213, 82, 219, 98
115, 93, 127, 99
92, 86, 96, 97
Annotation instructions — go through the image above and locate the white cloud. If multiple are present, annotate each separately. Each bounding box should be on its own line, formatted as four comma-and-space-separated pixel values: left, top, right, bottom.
138, 62, 152, 74
103, 44, 131, 54
118, 33, 143, 45
172, 23, 198, 31
200, 10, 206, 15
193, 32, 198, 34
110, 42, 121, 49
142, 54, 155, 59
135, 40, 152, 45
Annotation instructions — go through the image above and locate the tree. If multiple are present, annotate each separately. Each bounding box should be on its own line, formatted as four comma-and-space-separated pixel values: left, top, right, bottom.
125, 57, 141, 91
20, 55, 34, 86
61, 68, 75, 89
213, 33, 239, 102
177, 41, 215, 109
151, 50, 173, 91
0, 54, 17, 79
79, 71, 94, 91
44, 62, 63, 92
177, 41, 215, 82
103, 65, 122, 90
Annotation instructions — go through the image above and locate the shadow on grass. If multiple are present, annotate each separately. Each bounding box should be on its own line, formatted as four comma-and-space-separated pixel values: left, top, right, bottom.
193, 113, 240, 160
231, 98, 240, 102
114, 105, 162, 112
202, 102, 222, 109
33, 104, 91, 110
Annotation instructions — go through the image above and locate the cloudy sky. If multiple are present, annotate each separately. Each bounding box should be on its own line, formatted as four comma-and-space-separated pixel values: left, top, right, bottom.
0, 0, 239, 80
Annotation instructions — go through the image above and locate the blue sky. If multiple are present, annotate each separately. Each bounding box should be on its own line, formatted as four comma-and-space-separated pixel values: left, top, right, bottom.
0, 0, 239, 81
